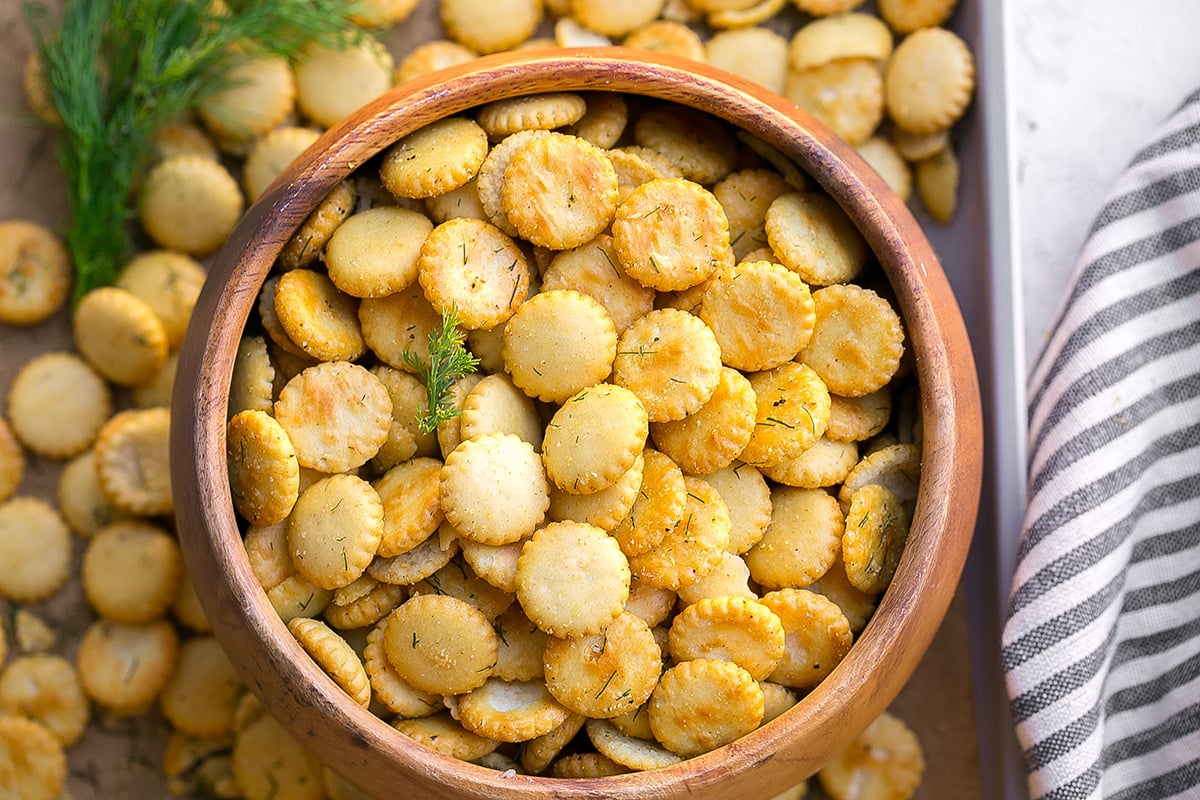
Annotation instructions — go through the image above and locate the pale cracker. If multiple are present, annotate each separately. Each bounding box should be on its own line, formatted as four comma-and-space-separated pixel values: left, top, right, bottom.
5, 351, 111, 459
293, 38, 395, 129
573, 0, 664, 35
624, 577, 678, 626
369, 366, 439, 471
231, 711, 325, 800
884, 26, 975, 134
73, 287, 169, 386
759, 588, 852, 689
788, 13, 894, 72
372, 456, 444, 557
279, 179, 357, 271
424, 176, 488, 224
242, 125, 321, 202
0, 220, 70, 325
288, 617, 372, 707
761, 435, 859, 489
676, 550, 756, 604
273, 268, 367, 362
288, 473, 384, 590
553, 17, 613, 47
75, 619, 179, 716
93, 407, 174, 516
856, 136, 914, 203
195, 54, 295, 144
138, 154, 244, 255
325, 206, 433, 298
442, 0, 542, 52
707, 0, 788, 29
501, 288, 618, 403
130, 350, 178, 409
358, 282, 443, 370
460, 537, 526, 594
457, 678, 572, 742
705, 27, 790, 96
548, 452, 644, 531
745, 486, 843, 589
698, 463, 772, 555
440, 432, 549, 544
460, 373, 544, 449
476, 93, 587, 139
81, 520, 183, 624
827, 388, 893, 442
784, 58, 884, 146
916, 145, 960, 224
394, 40, 478, 84
158, 636, 244, 738
817, 711, 925, 800
766, 189, 871, 286
541, 383, 648, 495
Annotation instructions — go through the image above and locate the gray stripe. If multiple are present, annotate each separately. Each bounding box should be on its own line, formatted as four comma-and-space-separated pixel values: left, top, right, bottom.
1028, 267, 1200, 415
1040, 768, 1102, 800
1003, 569, 1125, 672
1031, 318, 1200, 456
1107, 655, 1200, 717
1010, 620, 1119, 722
1130, 119, 1200, 168
1107, 759, 1200, 800
1025, 703, 1102, 776
1018, 423, 1200, 562
1104, 703, 1200, 777
1009, 476, 1200, 616
1112, 612, 1200, 668
1090, 165, 1200, 237
1032, 369, 1200, 495
1027, 216, 1200, 388
1123, 563, 1200, 614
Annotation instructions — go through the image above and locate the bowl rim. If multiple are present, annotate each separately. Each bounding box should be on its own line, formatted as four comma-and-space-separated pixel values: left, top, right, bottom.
172, 46, 984, 800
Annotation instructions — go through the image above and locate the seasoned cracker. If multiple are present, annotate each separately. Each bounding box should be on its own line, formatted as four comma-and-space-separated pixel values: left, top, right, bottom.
788, 13, 893, 72
382, 593, 499, 694
434, 372, 485, 457
325, 576, 406, 630
73, 287, 169, 386
884, 26, 975, 134
363, 616, 443, 717
425, 176, 488, 224
612, 307, 723, 423
476, 129, 553, 237
501, 132, 620, 248
611, 178, 733, 292
585, 717, 683, 771
0, 419, 23, 504
627, 475, 730, 590
761, 435, 859, 488
325, 206, 433, 299
711, 169, 790, 260
740, 362, 832, 468
697, 463, 772, 555
759, 588, 852, 689
807, 554, 879, 634
760, 680, 800, 725
648, 658, 764, 757
856, 136, 914, 203
634, 104, 739, 185
417, 217, 531, 329
800, 283, 905, 397
516, 521, 631, 637
227, 409, 300, 527
242, 125, 321, 202
0, 716, 66, 800
460, 537, 526, 594
611, 448, 685, 558
827, 388, 893, 442
818, 711, 925, 800
668, 595, 785, 680
158, 636, 244, 738
700, 260, 815, 372
273, 268, 367, 362
649, 366, 756, 475
458, 678, 572, 742
843, 481, 911, 593
232, 711, 325, 800
288, 617, 372, 707
288, 473, 384, 590
359, 281, 444, 370
501, 288, 618, 403
409, 559, 514, 620
0, 219, 71, 325
676, 549, 756, 605
0, 496, 70, 604
381, 116, 489, 200
373, 457, 444, 558
477, 93, 587, 139
541, 233, 657, 334
543, 610, 661, 718
5, 351, 111, 459
393, 712, 500, 761
280, 179, 357, 271
460, 373, 545, 448
370, 366, 440, 469
274, 360, 392, 472
138, 154, 244, 255
520, 713, 586, 774
394, 40, 478, 84
293, 38, 395, 128
548, 452, 643, 531
94, 407, 174, 516
767, 190, 871, 286
736, 131, 811, 192
624, 577, 677, 626
492, 605, 549, 682
745, 486, 843, 589
368, 522, 461, 586
76, 618, 179, 716
572, 92, 629, 149
0, 654, 89, 747
541, 383, 648, 495
81, 520, 183, 624
440, 432, 549, 544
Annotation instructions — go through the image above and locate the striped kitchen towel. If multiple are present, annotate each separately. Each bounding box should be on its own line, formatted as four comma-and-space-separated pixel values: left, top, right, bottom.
1002, 87, 1200, 798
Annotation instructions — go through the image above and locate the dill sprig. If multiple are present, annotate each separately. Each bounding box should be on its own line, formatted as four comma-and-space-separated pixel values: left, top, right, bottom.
23, 0, 365, 301
404, 308, 481, 435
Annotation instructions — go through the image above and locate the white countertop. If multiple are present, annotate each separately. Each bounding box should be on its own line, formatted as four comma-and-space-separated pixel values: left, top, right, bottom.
1009, 0, 1200, 371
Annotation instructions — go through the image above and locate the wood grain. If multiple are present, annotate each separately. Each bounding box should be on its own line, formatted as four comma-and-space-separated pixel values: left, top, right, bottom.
172, 48, 985, 800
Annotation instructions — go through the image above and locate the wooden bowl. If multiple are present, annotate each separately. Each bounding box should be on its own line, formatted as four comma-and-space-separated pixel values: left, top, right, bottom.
172, 48, 983, 799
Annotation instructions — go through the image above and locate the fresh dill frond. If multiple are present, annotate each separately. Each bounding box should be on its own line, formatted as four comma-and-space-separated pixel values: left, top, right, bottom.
404, 308, 481, 435
23, 0, 366, 301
